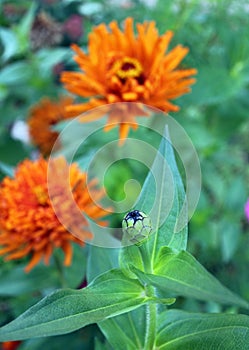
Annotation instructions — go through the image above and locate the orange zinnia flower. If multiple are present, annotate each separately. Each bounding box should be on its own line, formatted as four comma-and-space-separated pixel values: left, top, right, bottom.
28, 95, 74, 156
0, 157, 108, 272
61, 17, 197, 140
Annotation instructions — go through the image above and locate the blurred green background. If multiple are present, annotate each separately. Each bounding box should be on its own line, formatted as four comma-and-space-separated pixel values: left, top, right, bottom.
0, 0, 249, 349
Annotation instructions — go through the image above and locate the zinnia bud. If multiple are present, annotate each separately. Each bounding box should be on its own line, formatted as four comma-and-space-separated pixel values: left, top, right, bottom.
122, 210, 152, 244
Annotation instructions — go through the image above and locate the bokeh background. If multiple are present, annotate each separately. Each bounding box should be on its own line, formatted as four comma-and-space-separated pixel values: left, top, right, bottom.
1, 0, 249, 349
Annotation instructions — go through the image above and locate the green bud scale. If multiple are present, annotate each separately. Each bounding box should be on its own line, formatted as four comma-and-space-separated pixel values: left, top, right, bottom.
122, 210, 152, 244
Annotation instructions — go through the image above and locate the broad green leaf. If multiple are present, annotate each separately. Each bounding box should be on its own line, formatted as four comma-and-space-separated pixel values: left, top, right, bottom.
132, 247, 249, 309
99, 306, 147, 350
0, 62, 32, 85
156, 309, 249, 349
0, 28, 18, 62
0, 270, 147, 341
135, 127, 187, 252
120, 127, 188, 275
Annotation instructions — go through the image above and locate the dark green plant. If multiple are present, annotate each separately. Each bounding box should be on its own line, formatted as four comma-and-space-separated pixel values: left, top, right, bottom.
0, 128, 248, 349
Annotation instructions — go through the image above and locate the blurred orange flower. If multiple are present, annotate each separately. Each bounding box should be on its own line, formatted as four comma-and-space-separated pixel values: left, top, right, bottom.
0, 157, 109, 272
61, 17, 197, 140
28, 96, 74, 156
2, 341, 21, 350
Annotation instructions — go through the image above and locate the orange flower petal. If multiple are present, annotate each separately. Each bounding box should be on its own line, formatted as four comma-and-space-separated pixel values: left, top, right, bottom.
61, 241, 73, 266
60, 18, 197, 142
0, 157, 109, 272
25, 250, 43, 272
28, 95, 74, 156
119, 123, 131, 142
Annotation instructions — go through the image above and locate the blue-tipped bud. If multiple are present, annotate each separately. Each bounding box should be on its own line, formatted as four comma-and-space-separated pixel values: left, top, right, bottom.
122, 210, 152, 244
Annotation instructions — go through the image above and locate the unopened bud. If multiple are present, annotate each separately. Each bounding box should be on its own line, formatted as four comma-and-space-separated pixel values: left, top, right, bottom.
122, 210, 152, 245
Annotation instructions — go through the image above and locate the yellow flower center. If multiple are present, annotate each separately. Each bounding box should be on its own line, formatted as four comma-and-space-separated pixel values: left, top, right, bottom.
112, 57, 143, 79
33, 185, 48, 205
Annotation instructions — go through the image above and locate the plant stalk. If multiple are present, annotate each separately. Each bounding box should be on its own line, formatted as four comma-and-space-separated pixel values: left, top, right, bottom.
139, 242, 157, 349
144, 285, 157, 350
54, 253, 67, 288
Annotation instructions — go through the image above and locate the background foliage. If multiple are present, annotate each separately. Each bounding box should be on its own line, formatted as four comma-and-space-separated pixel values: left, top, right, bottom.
0, 0, 249, 348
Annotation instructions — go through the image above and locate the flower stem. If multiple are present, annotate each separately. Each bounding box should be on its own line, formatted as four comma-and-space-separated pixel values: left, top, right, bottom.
139, 243, 157, 349
144, 286, 157, 350
139, 242, 152, 272
54, 253, 67, 288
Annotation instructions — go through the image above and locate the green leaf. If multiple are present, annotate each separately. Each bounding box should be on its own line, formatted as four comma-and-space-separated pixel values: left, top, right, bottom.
132, 247, 249, 309
0, 28, 18, 62
53, 244, 87, 289
0, 246, 85, 296
156, 309, 249, 349
184, 65, 246, 106
120, 127, 188, 275
0, 265, 59, 297
220, 220, 240, 262
0, 161, 14, 177
36, 48, 69, 75
99, 306, 147, 350
17, 3, 36, 35
135, 127, 187, 252
0, 137, 30, 166
119, 243, 145, 279
78, 2, 103, 16
0, 270, 147, 341
13, 2, 36, 54
0, 62, 32, 85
